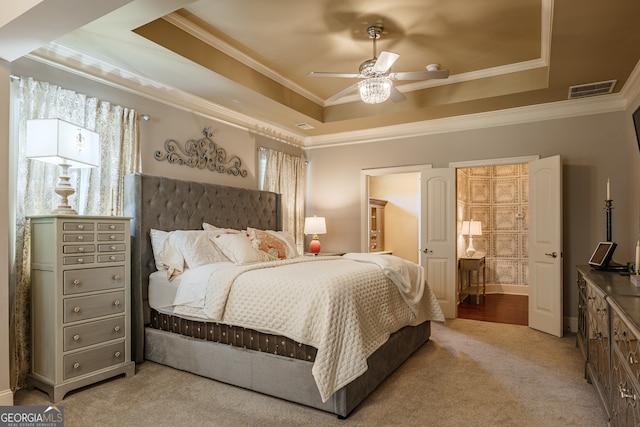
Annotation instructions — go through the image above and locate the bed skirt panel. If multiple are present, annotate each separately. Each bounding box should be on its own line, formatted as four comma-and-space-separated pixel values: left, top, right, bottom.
144, 320, 430, 417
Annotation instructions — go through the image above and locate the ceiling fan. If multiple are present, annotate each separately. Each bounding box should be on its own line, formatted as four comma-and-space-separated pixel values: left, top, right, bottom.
308, 24, 450, 104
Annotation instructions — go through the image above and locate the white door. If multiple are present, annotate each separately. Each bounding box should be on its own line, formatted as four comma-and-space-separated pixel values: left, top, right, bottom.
421, 168, 457, 318
529, 155, 563, 337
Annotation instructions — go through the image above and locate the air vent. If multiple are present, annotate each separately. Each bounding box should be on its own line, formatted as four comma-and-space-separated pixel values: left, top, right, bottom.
568, 80, 616, 99
295, 123, 315, 130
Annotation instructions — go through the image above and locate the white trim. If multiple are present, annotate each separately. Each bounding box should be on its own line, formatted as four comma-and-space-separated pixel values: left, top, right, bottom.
0, 388, 13, 406
304, 94, 628, 149
360, 165, 432, 253
449, 155, 540, 169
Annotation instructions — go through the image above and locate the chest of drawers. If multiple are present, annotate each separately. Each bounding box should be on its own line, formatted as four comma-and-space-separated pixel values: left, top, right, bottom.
28, 215, 135, 402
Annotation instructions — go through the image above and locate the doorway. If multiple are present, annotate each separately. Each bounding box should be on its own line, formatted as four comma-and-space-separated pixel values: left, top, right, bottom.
453, 159, 534, 325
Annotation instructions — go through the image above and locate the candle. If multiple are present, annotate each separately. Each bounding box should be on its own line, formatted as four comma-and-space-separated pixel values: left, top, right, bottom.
607, 178, 610, 200
636, 240, 640, 276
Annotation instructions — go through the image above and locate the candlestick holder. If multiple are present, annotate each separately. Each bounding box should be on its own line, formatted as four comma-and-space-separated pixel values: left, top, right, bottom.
605, 199, 613, 242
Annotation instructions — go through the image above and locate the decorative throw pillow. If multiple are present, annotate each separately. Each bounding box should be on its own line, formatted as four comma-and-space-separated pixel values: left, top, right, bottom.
209, 232, 264, 264
265, 230, 298, 258
247, 227, 290, 260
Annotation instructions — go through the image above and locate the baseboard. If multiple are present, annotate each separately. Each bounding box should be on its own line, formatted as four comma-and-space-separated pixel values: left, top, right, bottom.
0, 388, 13, 406
480, 284, 529, 296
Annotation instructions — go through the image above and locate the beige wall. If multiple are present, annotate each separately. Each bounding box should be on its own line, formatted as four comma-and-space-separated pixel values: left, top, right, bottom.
369, 173, 420, 263
306, 111, 635, 323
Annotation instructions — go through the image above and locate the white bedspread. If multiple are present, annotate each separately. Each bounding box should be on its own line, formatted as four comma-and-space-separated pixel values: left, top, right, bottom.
172, 256, 444, 402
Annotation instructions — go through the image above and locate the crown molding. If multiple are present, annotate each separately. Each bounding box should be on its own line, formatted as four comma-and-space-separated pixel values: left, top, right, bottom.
25, 41, 640, 152
303, 94, 629, 149
27, 42, 307, 147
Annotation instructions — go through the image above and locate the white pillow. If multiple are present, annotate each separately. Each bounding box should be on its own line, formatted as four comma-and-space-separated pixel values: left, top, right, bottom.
169, 230, 229, 269
210, 233, 264, 264
203, 222, 239, 233
156, 233, 187, 280
150, 229, 169, 270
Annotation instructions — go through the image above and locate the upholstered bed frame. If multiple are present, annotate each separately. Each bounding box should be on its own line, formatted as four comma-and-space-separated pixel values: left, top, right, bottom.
123, 173, 430, 418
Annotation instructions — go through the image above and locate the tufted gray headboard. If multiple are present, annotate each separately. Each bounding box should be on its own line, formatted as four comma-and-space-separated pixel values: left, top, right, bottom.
123, 173, 282, 363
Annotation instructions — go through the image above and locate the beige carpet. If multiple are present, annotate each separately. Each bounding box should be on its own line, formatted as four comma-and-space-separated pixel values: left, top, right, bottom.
13, 319, 607, 427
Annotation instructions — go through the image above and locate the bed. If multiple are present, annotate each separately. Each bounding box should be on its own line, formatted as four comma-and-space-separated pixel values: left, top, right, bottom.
123, 172, 443, 418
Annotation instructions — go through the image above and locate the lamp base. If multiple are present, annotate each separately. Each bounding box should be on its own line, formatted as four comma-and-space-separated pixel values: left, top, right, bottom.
52, 164, 77, 215
309, 236, 321, 255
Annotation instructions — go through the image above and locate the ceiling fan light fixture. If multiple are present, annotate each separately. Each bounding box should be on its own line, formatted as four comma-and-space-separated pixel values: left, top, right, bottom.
359, 77, 392, 104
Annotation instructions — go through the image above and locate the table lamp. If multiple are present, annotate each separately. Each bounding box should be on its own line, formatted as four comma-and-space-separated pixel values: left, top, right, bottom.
304, 216, 327, 255
461, 219, 482, 257
26, 118, 100, 215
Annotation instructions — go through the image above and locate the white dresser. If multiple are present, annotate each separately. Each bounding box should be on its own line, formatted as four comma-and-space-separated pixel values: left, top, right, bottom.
28, 215, 135, 402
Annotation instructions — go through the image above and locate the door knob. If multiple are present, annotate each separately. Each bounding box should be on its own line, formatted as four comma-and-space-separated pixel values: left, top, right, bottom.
545, 252, 558, 258
422, 248, 433, 254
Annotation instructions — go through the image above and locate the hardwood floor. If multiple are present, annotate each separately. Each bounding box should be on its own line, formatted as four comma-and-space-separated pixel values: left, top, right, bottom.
457, 294, 528, 326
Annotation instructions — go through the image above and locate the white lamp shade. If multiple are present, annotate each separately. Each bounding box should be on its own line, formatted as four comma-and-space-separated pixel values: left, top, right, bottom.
26, 119, 100, 168
304, 216, 327, 235
461, 220, 482, 236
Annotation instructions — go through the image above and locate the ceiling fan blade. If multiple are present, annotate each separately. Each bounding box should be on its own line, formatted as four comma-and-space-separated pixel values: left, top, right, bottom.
372, 51, 400, 74
389, 69, 450, 81
308, 71, 363, 79
326, 82, 361, 102
389, 86, 406, 103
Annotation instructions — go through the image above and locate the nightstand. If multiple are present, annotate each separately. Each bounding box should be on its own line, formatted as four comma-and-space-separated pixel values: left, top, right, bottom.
458, 254, 486, 304
28, 215, 135, 402
304, 252, 345, 257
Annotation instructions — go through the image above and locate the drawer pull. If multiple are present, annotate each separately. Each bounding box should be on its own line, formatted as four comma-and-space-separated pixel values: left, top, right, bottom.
114, 300, 121, 307
110, 225, 116, 230
114, 351, 121, 358
77, 258, 84, 264
73, 362, 80, 369
77, 235, 84, 241
77, 224, 84, 230
78, 247, 84, 253
113, 275, 121, 281
110, 256, 116, 261
73, 306, 81, 313
72, 279, 80, 286
114, 326, 121, 332
109, 235, 115, 240
73, 334, 80, 341
110, 246, 116, 250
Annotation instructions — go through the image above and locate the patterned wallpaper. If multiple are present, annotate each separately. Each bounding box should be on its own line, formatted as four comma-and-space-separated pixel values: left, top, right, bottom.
457, 164, 529, 286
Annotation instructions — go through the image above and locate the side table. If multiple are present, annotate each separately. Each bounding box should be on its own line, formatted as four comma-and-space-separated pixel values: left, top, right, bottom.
459, 255, 486, 304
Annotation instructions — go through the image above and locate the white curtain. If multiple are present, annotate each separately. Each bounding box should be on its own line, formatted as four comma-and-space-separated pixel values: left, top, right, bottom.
10, 76, 141, 390
258, 147, 306, 255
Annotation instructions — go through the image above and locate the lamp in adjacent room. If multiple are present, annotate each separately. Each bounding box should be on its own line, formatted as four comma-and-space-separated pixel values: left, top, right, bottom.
304, 216, 327, 255
461, 219, 482, 257
26, 118, 100, 215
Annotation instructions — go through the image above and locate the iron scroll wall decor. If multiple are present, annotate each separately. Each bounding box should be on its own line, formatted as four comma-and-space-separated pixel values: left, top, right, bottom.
154, 127, 248, 177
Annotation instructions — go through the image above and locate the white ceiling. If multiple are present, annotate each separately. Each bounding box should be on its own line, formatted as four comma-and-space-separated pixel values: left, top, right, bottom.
4, 0, 640, 147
